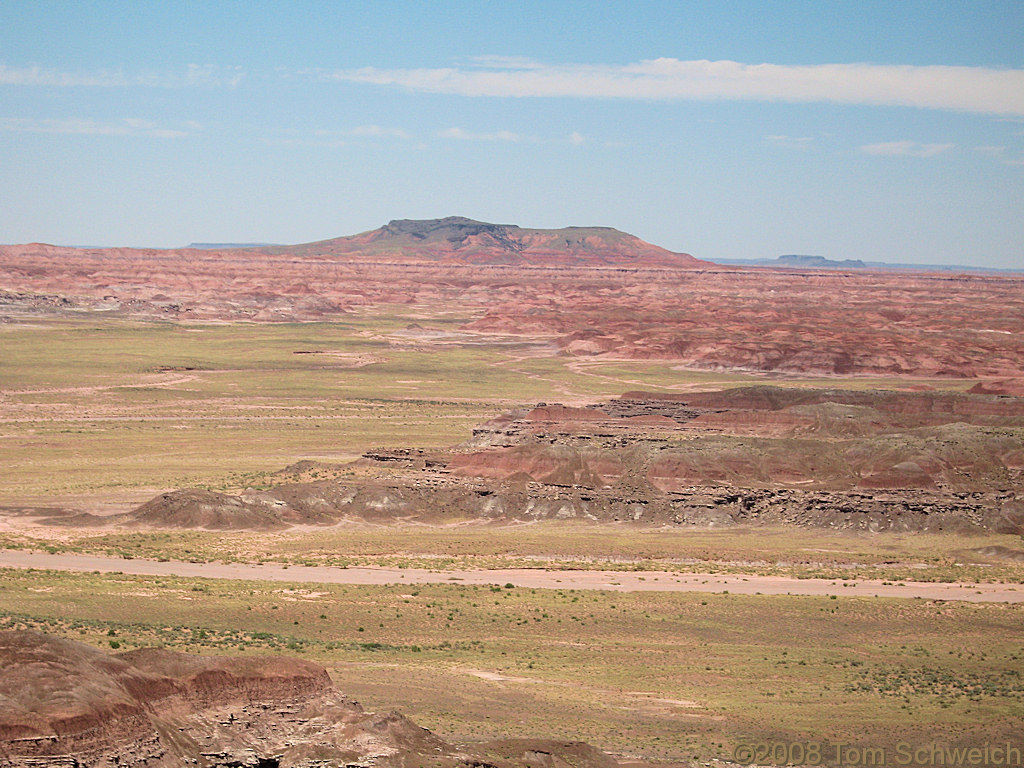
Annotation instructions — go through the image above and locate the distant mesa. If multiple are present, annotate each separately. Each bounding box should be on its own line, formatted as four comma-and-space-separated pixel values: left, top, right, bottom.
775, 254, 867, 269
260, 215, 705, 267
186, 242, 279, 249
708, 253, 1021, 274
710, 254, 868, 269
3, 217, 704, 269
702, 253, 867, 269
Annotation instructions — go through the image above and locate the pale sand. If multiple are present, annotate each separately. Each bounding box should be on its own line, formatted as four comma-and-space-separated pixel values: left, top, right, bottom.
0, 551, 1020, 602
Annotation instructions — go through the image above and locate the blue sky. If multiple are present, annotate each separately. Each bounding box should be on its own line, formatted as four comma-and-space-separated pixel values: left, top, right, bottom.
1, 1, 1022, 267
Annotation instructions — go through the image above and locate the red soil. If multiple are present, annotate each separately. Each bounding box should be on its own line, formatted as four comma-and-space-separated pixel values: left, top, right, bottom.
2, 219, 1023, 378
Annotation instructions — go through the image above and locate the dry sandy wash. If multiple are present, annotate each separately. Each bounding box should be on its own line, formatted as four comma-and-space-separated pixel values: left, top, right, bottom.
1, 551, 1021, 602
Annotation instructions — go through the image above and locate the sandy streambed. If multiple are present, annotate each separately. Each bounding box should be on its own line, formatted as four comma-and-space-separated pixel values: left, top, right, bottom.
0, 550, 1021, 602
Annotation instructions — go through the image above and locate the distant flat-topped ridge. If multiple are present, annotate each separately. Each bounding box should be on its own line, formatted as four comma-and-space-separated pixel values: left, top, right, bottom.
380, 215, 620, 238
186, 242, 278, 249
263, 215, 704, 267
0, 216, 703, 268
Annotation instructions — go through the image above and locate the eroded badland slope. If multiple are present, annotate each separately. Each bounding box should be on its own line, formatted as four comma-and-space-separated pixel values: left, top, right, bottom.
2, 218, 1023, 378
0, 630, 617, 768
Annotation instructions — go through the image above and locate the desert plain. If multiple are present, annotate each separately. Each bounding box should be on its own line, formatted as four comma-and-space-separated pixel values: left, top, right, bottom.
1, 218, 1023, 767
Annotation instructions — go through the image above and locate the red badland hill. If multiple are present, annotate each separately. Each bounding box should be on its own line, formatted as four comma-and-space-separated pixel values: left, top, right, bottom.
3, 217, 1024, 377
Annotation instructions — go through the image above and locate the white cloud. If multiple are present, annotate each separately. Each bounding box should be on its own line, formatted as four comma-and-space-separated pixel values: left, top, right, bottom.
267, 125, 412, 147
0, 65, 128, 87
323, 57, 1024, 116
263, 136, 346, 148
123, 118, 157, 130
438, 127, 524, 142
177, 64, 243, 88
437, 127, 585, 144
0, 117, 190, 137
765, 134, 815, 149
348, 124, 411, 139
860, 141, 955, 157
465, 55, 547, 70
0, 64, 242, 88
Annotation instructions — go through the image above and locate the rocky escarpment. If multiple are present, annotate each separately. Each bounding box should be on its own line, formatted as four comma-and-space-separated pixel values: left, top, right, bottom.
0, 630, 620, 768
31, 386, 1024, 534
84, 475, 1022, 535
454, 387, 1024, 494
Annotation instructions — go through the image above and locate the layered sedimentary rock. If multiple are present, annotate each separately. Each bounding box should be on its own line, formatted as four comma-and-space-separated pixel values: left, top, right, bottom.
33, 386, 1022, 535
0, 630, 618, 768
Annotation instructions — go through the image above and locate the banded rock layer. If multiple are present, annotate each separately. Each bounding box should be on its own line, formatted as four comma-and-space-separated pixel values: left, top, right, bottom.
0, 630, 617, 768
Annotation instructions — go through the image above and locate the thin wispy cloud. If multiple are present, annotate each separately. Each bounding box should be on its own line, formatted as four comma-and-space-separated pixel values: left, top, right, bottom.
0, 65, 128, 87
973, 144, 1024, 166
860, 141, 955, 157
462, 55, 547, 70
347, 124, 411, 139
0, 64, 243, 88
974, 145, 1006, 156
262, 137, 347, 149
437, 127, 586, 145
323, 57, 1024, 116
438, 127, 525, 142
765, 134, 815, 149
265, 125, 412, 148
0, 117, 191, 137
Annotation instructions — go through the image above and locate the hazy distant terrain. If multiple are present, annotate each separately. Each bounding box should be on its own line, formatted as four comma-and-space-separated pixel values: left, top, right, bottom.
710, 254, 1024, 273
